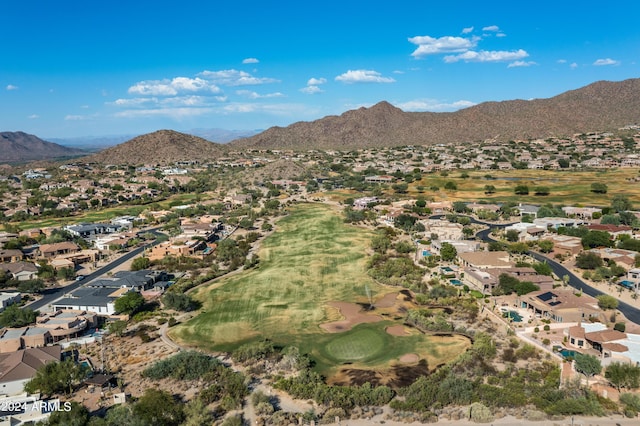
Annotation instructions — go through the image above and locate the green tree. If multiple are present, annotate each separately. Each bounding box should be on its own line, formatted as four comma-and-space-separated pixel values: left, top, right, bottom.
575, 252, 604, 269
440, 242, 457, 262
590, 182, 608, 194
114, 292, 145, 315
534, 186, 550, 196
606, 362, 640, 391
182, 398, 213, 426
581, 230, 613, 249
24, 359, 89, 396
0, 305, 38, 328
574, 353, 602, 386
452, 201, 468, 213
108, 320, 127, 337
538, 239, 554, 253
132, 388, 185, 426
612, 195, 633, 213
444, 181, 457, 191
505, 229, 520, 242
533, 262, 553, 276
46, 401, 90, 426
130, 257, 150, 271
162, 292, 197, 311
514, 184, 529, 195
596, 294, 619, 310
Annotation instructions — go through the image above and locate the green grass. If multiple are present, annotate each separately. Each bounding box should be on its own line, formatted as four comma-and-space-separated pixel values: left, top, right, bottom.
171, 203, 470, 375
324, 326, 386, 362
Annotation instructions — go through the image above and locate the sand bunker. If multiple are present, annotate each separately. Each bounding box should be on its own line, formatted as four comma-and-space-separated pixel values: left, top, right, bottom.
375, 292, 398, 308
385, 324, 409, 336
399, 353, 420, 363
320, 301, 383, 333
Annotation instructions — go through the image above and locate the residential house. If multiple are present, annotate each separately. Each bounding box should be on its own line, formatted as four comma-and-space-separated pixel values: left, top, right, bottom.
0, 293, 21, 312
466, 203, 501, 214
0, 346, 61, 396
353, 197, 378, 210
516, 204, 540, 218
37, 242, 80, 259
589, 247, 638, 270
562, 206, 603, 219
364, 175, 395, 184
540, 234, 583, 256
534, 217, 587, 229
52, 286, 126, 316
566, 323, 640, 366
519, 289, 602, 323
458, 251, 513, 269
0, 249, 23, 263
424, 219, 464, 241
586, 224, 633, 240
0, 262, 38, 281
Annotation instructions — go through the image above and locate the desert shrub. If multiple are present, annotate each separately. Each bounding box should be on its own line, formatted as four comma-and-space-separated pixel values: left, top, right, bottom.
468, 402, 494, 423
142, 351, 221, 380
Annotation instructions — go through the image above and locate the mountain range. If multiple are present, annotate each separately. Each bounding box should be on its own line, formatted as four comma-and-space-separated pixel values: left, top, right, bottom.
0, 132, 86, 163
230, 78, 640, 151
1, 78, 639, 165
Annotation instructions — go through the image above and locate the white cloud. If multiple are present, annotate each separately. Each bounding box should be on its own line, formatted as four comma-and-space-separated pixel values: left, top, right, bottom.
482, 25, 500, 32
392, 70, 405, 74
300, 85, 323, 94
6, 84, 18, 91
221, 102, 312, 117
199, 69, 279, 86
242, 57, 259, 64
111, 95, 227, 108
557, 59, 567, 64
115, 107, 214, 119
28, 114, 39, 119
570, 62, 578, 69
462, 26, 474, 34
496, 33, 506, 38
409, 35, 477, 57
396, 99, 476, 112
235, 90, 284, 99
593, 58, 620, 66
65, 115, 88, 121
111, 97, 158, 107
128, 77, 221, 96
307, 77, 327, 85
444, 49, 529, 63
507, 60, 537, 68
335, 70, 396, 84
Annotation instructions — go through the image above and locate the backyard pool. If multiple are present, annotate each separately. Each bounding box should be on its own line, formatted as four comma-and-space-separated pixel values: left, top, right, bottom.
503, 310, 523, 322
619, 280, 635, 290
450, 279, 462, 286
558, 349, 577, 359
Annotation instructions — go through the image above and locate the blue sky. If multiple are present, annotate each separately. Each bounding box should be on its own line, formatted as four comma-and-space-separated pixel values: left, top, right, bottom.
1, 1, 638, 140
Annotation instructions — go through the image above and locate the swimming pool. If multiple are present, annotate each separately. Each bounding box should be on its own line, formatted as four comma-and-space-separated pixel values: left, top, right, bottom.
450, 279, 462, 285
620, 280, 636, 289
503, 310, 523, 322
558, 349, 576, 359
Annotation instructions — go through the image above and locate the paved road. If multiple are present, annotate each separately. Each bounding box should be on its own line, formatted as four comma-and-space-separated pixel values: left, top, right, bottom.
433, 214, 640, 325
27, 228, 165, 312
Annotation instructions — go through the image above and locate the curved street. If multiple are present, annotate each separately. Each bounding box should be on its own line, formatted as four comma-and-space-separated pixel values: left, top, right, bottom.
471, 217, 640, 325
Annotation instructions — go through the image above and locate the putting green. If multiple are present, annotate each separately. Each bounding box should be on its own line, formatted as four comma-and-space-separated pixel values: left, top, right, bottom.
324, 327, 386, 362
